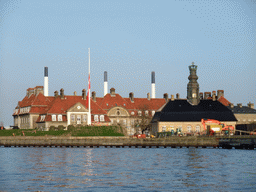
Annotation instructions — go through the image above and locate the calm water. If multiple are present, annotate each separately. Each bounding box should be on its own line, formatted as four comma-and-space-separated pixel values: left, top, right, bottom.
0, 147, 255, 191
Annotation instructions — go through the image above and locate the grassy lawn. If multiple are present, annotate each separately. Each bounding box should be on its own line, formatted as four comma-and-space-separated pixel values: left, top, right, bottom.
0, 126, 125, 137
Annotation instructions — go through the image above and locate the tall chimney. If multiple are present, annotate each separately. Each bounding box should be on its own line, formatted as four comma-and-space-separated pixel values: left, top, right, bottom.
229, 103, 234, 108
104, 71, 108, 96
151, 71, 155, 98
248, 102, 254, 109
44, 67, 48, 96
217, 90, 224, 99
54, 90, 58, 98
60, 88, 64, 99
163, 93, 168, 102
171, 94, 175, 101
110, 88, 115, 96
199, 92, 203, 100
92, 91, 96, 102
147, 93, 150, 100
82, 89, 86, 100
176, 93, 180, 99
129, 92, 134, 102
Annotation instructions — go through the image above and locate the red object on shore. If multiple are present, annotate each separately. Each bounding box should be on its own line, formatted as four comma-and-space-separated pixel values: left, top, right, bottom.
134, 134, 146, 139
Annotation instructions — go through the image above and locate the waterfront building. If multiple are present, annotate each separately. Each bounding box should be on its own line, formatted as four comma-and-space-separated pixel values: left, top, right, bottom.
151, 62, 237, 135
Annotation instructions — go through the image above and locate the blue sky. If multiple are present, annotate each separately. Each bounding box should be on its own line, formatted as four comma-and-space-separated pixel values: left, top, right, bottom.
0, 0, 255, 126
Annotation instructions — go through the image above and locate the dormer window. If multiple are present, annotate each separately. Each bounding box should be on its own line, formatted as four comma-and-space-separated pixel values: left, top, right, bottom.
138, 111, 142, 116
40, 115, 46, 122
52, 115, 56, 121
152, 111, 155, 116
58, 115, 62, 121
94, 115, 99, 122
100, 115, 104, 122
131, 111, 135, 115
145, 110, 149, 116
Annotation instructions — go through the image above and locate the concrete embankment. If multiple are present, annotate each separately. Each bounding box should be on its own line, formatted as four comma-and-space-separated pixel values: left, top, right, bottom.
0, 136, 255, 149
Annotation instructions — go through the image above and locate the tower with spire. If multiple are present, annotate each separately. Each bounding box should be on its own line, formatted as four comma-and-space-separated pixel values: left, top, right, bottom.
187, 62, 200, 105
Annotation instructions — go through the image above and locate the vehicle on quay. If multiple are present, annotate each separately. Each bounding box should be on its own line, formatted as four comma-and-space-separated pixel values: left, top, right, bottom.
201, 119, 234, 136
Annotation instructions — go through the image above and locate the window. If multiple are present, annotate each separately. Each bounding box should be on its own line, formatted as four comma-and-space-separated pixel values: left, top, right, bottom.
123, 119, 126, 126
52, 115, 56, 121
40, 115, 45, 122
83, 115, 87, 122
77, 115, 81, 124
131, 111, 134, 115
145, 110, 148, 116
131, 119, 134, 126
100, 115, 104, 122
94, 115, 99, 122
71, 115, 75, 122
187, 126, 192, 133
138, 111, 142, 116
111, 119, 113, 124
116, 111, 121, 116
152, 111, 155, 116
58, 115, 62, 121
162, 126, 166, 132
196, 126, 200, 133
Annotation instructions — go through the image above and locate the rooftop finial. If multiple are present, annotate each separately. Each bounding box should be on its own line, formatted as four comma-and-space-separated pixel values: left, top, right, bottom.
192, 62, 194, 65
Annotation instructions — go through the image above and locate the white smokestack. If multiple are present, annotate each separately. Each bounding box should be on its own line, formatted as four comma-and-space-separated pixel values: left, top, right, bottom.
44, 67, 48, 96
104, 71, 108, 96
151, 71, 155, 98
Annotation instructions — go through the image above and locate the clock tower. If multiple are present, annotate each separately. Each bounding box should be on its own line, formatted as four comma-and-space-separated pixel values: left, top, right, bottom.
187, 62, 200, 105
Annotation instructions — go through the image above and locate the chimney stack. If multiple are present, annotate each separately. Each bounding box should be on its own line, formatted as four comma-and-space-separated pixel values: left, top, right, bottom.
199, 92, 203, 100
204, 92, 211, 99
44, 67, 49, 96
212, 91, 216, 101
248, 102, 254, 109
82, 89, 86, 100
147, 93, 150, 100
92, 91, 96, 102
27, 88, 35, 97
217, 90, 224, 99
74, 91, 77, 96
229, 103, 234, 108
163, 93, 169, 102
129, 92, 134, 102
176, 93, 180, 99
54, 90, 59, 98
110, 88, 115, 96
151, 71, 155, 98
171, 94, 175, 101
237, 103, 242, 108
60, 88, 64, 99
104, 71, 108, 96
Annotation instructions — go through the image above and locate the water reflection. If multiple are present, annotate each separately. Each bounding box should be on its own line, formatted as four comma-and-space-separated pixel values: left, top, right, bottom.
0, 147, 255, 191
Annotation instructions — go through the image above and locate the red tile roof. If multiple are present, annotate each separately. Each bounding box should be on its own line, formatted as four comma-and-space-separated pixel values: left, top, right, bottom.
218, 96, 231, 106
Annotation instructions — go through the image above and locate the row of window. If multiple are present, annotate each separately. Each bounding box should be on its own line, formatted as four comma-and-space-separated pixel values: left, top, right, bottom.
131, 110, 155, 116
237, 119, 256, 122
15, 107, 31, 114
19, 117, 30, 124
162, 126, 201, 133
52, 115, 62, 121
94, 115, 104, 122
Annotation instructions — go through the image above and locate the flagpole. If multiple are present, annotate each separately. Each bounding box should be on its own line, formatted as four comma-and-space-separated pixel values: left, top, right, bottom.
88, 48, 91, 125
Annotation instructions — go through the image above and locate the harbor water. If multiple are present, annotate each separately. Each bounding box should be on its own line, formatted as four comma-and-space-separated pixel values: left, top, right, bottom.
0, 147, 255, 191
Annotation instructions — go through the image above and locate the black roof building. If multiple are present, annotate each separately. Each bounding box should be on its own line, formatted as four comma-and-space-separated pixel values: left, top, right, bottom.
152, 99, 237, 122
227, 105, 256, 114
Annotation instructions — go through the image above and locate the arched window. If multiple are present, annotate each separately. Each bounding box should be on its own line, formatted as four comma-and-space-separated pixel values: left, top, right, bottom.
52, 115, 56, 121
196, 126, 200, 132
58, 115, 62, 121
187, 126, 192, 133
94, 115, 99, 122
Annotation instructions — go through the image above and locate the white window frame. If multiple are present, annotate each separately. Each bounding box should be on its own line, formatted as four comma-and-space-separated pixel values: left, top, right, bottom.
52, 114, 56, 121
162, 126, 166, 132
100, 115, 104, 122
187, 126, 192, 133
94, 115, 99, 122
123, 119, 126, 126
77, 115, 81, 124
138, 111, 142, 116
40, 115, 45, 122
58, 115, 62, 121
71, 115, 75, 122
83, 115, 87, 122
145, 110, 149, 116
152, 111, 155, 116
196, 126, 200, 133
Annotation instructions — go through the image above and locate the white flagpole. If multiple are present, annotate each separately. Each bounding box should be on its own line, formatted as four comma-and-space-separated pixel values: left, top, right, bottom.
88, 48, 91, 125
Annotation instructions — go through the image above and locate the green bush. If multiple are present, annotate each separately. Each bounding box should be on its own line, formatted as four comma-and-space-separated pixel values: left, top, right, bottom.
49, 126, 56, 131
57, 125, 65, 131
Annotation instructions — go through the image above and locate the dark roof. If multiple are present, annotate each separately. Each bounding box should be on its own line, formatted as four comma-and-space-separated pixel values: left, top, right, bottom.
227, 106, 256, 114
152, 99, 237, 122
